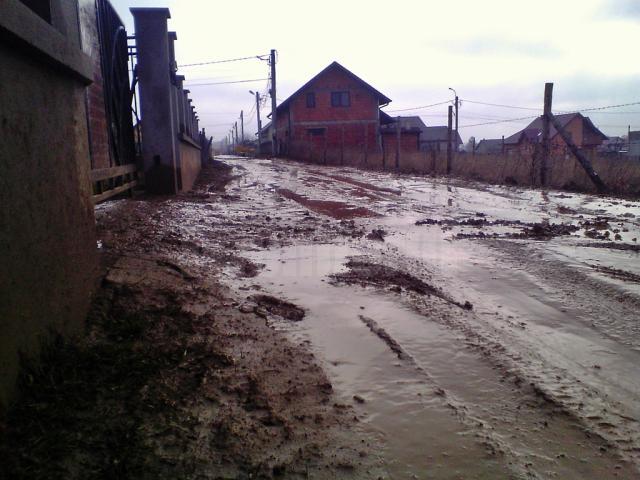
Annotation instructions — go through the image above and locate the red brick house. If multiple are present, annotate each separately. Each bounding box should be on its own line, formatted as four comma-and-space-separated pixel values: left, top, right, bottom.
504, 113, 607, 155
275, 62, 399, 160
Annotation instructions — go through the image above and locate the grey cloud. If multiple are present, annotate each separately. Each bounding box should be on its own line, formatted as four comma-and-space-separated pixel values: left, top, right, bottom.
441, 36, 559, 58
602, 0, 640, 19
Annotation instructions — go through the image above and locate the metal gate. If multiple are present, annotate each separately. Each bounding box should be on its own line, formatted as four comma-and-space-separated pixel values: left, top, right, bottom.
95, 0, 136, 167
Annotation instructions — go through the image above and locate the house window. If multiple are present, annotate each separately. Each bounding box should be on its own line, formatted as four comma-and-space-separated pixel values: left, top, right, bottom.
307, 128, 325, 136
19, 0, 51, 23
306, 92, 316, 108
331, 91, 350, 107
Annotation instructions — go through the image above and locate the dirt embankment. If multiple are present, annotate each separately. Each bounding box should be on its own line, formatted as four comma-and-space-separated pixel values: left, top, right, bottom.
0, 162, 375, 479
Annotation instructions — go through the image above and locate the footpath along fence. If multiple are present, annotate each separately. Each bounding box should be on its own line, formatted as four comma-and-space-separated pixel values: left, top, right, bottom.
285, 139, 640, 196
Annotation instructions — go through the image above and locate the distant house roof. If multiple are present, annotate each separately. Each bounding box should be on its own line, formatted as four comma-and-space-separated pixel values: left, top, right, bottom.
379, 115, 426, 133
475, 138, 503, 154
504, 113, 607, 145
421, 126, 462, 145
276, 61, 392, 114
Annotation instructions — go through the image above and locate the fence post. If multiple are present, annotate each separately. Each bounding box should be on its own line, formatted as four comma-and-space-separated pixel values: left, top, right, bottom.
395, 116, 401, 169
541, 82, 553, 186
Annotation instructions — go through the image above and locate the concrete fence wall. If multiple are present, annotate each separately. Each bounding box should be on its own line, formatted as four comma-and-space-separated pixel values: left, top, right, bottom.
285, 140, 640, 195
0, 0, 98, 413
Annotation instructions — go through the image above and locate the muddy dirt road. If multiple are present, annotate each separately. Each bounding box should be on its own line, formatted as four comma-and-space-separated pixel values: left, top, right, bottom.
222, 156, 640, 479
3, 156, 639, 479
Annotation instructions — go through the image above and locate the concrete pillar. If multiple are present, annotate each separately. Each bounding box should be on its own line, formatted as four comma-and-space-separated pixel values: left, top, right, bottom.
183, 90, 191, 136
176, 75, 185, 133
130, 8, 178, 194
167, 31, 182, 190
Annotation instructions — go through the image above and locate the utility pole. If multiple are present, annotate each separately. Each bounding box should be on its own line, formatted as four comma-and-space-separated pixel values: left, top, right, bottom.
234, 121, 238, 145
629, 125, 632, 155
240, 110, 244, 143
541, 82, 553, 187
255, 91, 262, 157
454, 95, 459, 147
270, 49, 277, 157
395, 116, 401, 169
446, 105, 453, 174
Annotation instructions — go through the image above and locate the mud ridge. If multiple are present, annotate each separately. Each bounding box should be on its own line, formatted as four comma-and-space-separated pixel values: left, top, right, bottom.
331, 259, 473, 310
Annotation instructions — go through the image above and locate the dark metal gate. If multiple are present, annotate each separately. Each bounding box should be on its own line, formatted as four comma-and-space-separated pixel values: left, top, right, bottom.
96, 0, 136, 167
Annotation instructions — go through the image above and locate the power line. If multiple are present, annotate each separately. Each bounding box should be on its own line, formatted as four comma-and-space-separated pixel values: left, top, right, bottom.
577, 101, 640, 113
186, 78, 269, 87
178, 54, 268, 68
458, 115, 539, 129
461, 99, 542, 111
385, 100, 450, 113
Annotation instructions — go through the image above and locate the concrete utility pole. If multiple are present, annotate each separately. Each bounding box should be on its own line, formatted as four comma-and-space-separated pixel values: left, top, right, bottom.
270, 49, 277, 157
447, 105, 453, 174
449, 87, 458, 153
240, 110, 244, 142
541, 82, 553, 187
256, 91, 262, 156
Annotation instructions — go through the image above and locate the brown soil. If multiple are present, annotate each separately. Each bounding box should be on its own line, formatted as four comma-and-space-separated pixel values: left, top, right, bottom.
277, 188, 380, 220
250, 294, 306, 321
0, 163, 374, 479
330, 259, 473, 310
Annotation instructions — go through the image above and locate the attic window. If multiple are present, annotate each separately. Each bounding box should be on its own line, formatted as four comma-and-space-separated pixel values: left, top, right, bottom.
306, 92, 316, 108
331, 91, 350, 107
19, 0, 51, 23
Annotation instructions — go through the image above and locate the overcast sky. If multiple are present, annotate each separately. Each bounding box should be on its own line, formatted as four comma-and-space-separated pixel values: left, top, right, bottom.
111, 0, 640, 143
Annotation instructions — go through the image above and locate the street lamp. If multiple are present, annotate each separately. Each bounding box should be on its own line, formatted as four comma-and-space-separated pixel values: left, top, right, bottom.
249, 90, 262, 156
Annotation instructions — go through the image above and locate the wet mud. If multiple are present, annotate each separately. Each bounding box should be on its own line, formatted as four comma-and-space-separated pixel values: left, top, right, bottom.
3, 156, 640, 479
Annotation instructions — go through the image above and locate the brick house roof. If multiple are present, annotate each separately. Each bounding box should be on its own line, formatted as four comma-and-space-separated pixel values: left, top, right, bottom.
276, 61, 392, 114
504, 113, 607, 145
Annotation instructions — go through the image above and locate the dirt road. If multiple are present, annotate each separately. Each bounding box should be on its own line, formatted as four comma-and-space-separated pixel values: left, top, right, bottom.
222, 156, 640, 478
2, 156, 639, 479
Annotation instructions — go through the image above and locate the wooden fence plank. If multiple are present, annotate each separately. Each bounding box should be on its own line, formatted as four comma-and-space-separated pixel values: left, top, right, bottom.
90, 163, 138, 182
91, 180, 138, 204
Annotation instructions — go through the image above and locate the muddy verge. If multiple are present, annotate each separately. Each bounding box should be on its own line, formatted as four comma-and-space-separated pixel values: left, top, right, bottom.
330, 259, 472, 310
0, 161, 375, 479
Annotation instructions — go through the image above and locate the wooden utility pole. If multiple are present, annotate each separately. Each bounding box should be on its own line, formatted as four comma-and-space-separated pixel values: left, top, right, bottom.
446, 106, 453, 174
629, 125, 632, 155
255, 91, 262, 157
270, 49, 277, 156
395, 116, 401, 169
240, 110, 244, 143
234, 122, 238, 145
541, 82, 553, 186
548, 113, 606, 193
501, 135, 505, 154
472, 137, 476, 156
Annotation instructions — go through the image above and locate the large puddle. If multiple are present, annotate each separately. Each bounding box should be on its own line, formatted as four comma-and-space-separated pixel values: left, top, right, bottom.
244, 243, 638, 479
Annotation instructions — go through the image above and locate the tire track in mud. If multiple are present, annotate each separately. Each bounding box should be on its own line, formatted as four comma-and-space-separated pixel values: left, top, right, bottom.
334, 252, 640, 477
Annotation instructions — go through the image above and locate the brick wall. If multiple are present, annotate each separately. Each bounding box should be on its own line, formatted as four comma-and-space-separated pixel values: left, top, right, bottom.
278, 66, 382, 154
